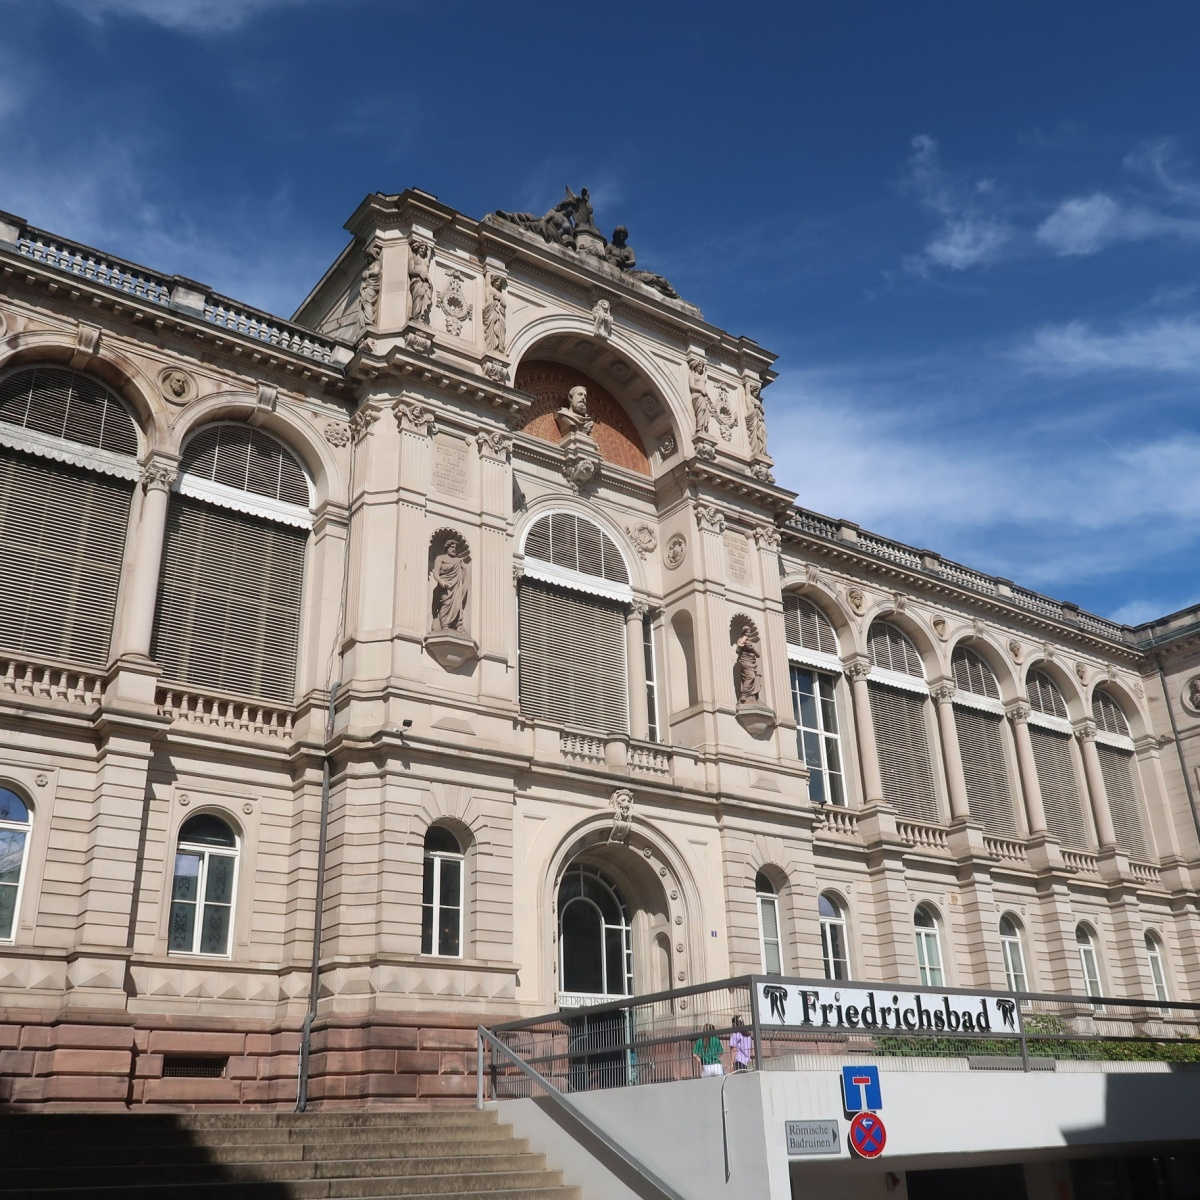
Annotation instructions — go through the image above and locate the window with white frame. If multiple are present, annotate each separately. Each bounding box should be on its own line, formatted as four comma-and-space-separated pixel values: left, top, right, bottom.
999, 914, 1028, 993
790, 667, 845, 806
169, 814, 238, 956
1027, 669, 1091, 850
0, 366, 139, 669
1145, 932, 1169, 1002
914, 904, 944, 987
819, 892, 849, 981
1076, 924, 1103, 998
421, 826, 464, 957
518, 512, 632, 736
952, 648, 1018, 835
151, 424, 311, 703
756, 870, 782, 975
0, 787, 32, 941
643, 612, 660, 743
868, 621, 938, 823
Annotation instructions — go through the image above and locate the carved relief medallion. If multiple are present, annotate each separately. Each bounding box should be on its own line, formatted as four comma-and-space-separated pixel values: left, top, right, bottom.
323, 421, 351, 448
159, 367, 195, 405
626, 524, 658, 558
437, 269, 474, 336
664, 533, 687, 570
1183, 676, 1200, 716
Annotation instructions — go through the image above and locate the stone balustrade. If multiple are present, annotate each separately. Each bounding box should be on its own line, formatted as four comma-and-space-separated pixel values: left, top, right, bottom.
156, 686, 295, 740
896, 819, 951, 852
983, 835, 1027, 864
1062, 848, 1101, 875
0, 654, 103, 707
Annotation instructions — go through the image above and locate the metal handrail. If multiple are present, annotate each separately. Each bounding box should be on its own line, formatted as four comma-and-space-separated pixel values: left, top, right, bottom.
476, 1025, 686, 1200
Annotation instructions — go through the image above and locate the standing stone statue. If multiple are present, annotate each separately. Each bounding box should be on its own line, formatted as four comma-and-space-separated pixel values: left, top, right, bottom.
593, 298, 612, 339
734, 620, 763, 704
745, 378, 767, 459
357, 243, 381, 334
408, 237, 433, 325
429, 535, 471, 633
689, 355, 713, 436
565, 186, 597, 234
483, 273, 507, 353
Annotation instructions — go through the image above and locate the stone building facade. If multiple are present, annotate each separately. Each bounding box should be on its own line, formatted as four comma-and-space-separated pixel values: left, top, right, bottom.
0, 189, 1197, 1108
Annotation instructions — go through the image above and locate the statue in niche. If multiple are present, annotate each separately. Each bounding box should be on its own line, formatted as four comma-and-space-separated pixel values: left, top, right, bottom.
429, 534, 471, 633
408, 238, 434, 325
733, 619, 764, 704
745, 378, 767, 459
555, 384, 595, 436
483, 273, 507, 353
357, 242, 381, 334
689, 356, 713, 436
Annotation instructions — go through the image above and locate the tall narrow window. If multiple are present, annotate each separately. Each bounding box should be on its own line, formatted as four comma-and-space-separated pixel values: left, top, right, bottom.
1076, 925, 1102, 998
558, 864, 632, 997
1145, 932, 1169, 1003
1092, 689, 1149, 860
868, 621, 938, 822
951, 648, 1017, 835
0, 787, 32, 941
999, 914, 1028, 993
756, 871, 782, 975
421, 826, 464, 958
169, 814, 238, 956
790, 667, 845, 805
819, 893, 849, 981
643, 612, 660, 743
1027, 670, 1091, 849
0, 366, 138, 668
914, 905, 944, 987
152, 424, 311, 702
518, 512, 632, 735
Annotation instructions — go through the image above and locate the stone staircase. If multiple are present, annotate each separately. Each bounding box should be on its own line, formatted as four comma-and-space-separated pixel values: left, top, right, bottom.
0, 1109, 580, 1199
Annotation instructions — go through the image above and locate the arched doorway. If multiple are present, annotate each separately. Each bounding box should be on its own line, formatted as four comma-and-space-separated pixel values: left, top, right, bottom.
558, 863, 632, 1001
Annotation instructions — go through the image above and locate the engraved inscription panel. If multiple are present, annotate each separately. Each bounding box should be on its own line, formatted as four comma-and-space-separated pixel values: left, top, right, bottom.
433, 434, 469, 498
725, 532, 750, 585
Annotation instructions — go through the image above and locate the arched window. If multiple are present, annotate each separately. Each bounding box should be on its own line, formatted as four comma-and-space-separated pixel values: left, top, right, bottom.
421, 826, 464, 958
867, 621, 937, 822
151, 424, 311, 703
169, 814, 238, 956
756, 871, 782, 975
0, 787, 32, 941
518, 512, 633, 735
787, 598, 845, 806
1092, 689, 1148, 859
913, 904, 944, 987
0, 366, 139, 667
558, 864, 632, 997
1027, 670, 1090, 849
999, 914, 1028, 993
819, 892, 849, 981
1145, 932, 1169, 1003
1076, 924, 1102, 998
951, 648, 1017, 835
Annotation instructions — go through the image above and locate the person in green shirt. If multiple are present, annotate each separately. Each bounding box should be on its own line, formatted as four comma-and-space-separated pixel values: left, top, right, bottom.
693, 1024, 724, 1077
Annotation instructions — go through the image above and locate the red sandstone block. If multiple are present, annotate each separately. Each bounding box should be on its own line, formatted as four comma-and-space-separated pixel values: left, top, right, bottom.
239, 1080, 273, 1104
38, 1049, 131, 1076
143, 1077, 241, 1103
227, 1056, 259, 1080
134, 1053, 164, 1078
0, 1050, 34, 1075
311, 1049, 396, 1075
50, 1024, 135, 1050
439, 1051, 471, 1075
312, 1028, 364, 1052
146, 1031, 244, 1055
362, 1073, 419, 1098
244, 1034, 273, 1055
257, 1054, 300, 1081
393, 1050, 441, 1073
365, 1026, 420, 1050
17, 1075, 127, 1102
418, 1073, 477, 1097
19, 1027, 51, 1050
418, 1028, 476, 1051
0, 1026, 21, 1049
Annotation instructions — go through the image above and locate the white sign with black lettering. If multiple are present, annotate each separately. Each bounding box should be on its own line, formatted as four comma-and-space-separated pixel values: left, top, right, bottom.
785, 1119, 841, 1157
757, 982, 1021, 1036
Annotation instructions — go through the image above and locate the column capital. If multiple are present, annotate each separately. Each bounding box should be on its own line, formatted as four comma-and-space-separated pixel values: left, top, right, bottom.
1005, 700, 1032, 725
930, 681, 956, 704
628, 599, 649, 620
393, 399, 439, 437
1074, 718, 1098, 744
139, 456, 177, 493
843, 656, 871, 682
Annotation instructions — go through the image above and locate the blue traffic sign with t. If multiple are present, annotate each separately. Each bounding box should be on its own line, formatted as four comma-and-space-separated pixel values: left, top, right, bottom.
841, 1065, 882, 1112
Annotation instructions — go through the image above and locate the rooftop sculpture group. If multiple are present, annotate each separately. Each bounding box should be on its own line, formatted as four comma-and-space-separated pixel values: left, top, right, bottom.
491, 187, 680, 300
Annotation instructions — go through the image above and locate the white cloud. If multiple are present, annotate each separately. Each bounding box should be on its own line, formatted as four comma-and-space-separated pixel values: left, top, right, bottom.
902, 135, 1013, 273
1124, 138, 1200, 207
1017, 316, 1200, 373
50, 0, 332, 33
1036, 192, 1200, 256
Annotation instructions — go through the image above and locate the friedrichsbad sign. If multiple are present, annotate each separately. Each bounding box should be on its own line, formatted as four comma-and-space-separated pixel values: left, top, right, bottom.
756, 981, 1022, 1036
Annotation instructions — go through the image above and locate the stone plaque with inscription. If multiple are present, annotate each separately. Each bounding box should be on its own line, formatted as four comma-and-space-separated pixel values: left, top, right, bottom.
724, 532, 750, 585
433, 434, 469, 498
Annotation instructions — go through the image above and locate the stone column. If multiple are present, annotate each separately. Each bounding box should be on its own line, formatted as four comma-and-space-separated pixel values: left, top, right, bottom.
1005, 702, 1047, 835
113, 457, 177, 659
844, 658, 884, 806
931, 681, 970, 821
1075, 720, 1118, 849
625, 601, 649, 741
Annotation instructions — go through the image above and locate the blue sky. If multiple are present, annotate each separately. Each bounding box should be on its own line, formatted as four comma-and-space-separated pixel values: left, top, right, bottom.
1, 0, 1198, 625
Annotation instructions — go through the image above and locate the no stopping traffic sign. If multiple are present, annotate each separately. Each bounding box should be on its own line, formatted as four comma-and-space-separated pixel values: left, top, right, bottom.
848, 1111, 887, 1158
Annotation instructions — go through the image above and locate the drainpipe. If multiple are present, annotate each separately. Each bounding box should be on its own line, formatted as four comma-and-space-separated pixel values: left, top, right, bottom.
1157, 655, 1200, 847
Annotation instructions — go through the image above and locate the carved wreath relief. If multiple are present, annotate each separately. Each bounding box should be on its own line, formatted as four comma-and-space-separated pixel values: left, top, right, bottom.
437, 269, 473, 336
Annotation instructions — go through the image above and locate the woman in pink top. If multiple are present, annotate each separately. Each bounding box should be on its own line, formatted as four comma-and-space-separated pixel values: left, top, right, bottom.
729, 1014, 754, 1071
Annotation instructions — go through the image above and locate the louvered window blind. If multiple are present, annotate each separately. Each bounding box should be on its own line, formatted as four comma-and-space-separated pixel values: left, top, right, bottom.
0, 367, 138, 456
784, 595, 837, 654
1029, 726, 1091, 848
868, 621, 924, 676
869, 681, 938, 821
954, 706, 1017, 834
181, 424, 309, 507
151, 497, 307, 702
1092, 691, 1130, 736
1097, 744, 1148, 859
524, 512, 629, 584
952, 648, 1000, 698
0, 450, 132, 667
518, 578, 628, 734
1028, 671, 1068, 719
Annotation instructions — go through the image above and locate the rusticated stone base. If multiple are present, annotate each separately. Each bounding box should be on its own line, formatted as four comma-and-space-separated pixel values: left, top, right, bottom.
0, 1007, 514, 1110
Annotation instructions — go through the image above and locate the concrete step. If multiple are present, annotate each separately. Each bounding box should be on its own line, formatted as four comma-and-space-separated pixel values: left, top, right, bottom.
0, 1110, 496, 1134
